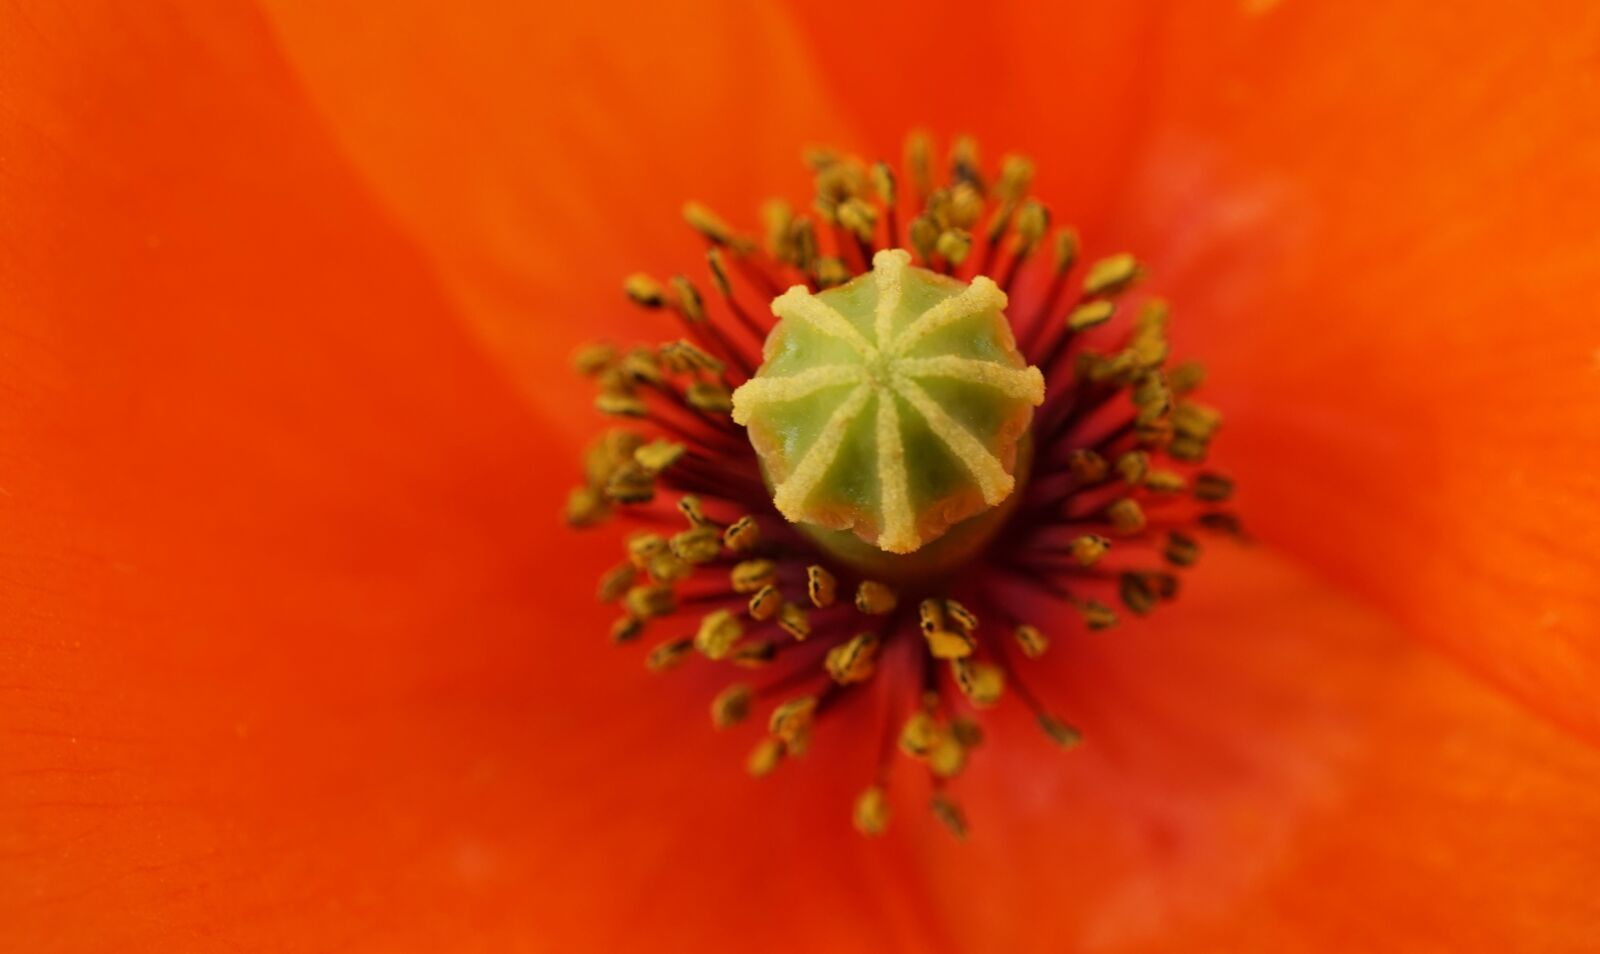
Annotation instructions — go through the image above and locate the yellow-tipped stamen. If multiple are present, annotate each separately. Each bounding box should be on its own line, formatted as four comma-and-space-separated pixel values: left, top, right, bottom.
711, 684, 754, 729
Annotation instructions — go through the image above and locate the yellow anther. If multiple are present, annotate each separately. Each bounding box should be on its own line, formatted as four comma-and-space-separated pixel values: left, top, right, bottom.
953, 659, 1005, 707
854, 580, 898, 615
899, 709, 939, 758
658, 340, 723, 376
748, 584, 781, 621
619, 347, 662, 385
695, 609, 744, 660
806, 565, 838, 609
711, 684, 753, 729
1144, 469, 1188, 493
812, 155, 869, 214
837, 198, 878, 243
594, 391, 647, 418
672, 496, 704, 525
1069, 534, 1112, 567
769, 695, 817, 745
683, 201, 752, 252
1115, 451, 1150, 485
1106, 497, 1147, 535
777, 601, 812, 641
824, 632, 880, 685
904, 130, 934, 199
1131, 372, 1171, 427
1053, 228, 1080, 274
996, 154, 1034, 203
1194, 472, 1235, 502
1164, 531, 1201, 567
646, 552, 691, 584
604, 460, 655, 504
1014, 623, 1049, 659
1082, 252, 1141, 296
746, 737, 785, 777
669, 526, 721, 564
596, 562, 636, 603
1066, 300, 1115, 332
1168, 435, 1209, 462
623, 583, 676, 620
1081, 599, 1119, 631
585, 430, 643, 486
924, 628, 974, 660
645, 636, 694, 672
623, 273, 667, 308
1081, 349, 1136, 386
928, 595, 972, 656
625, 532, 668, 567
930, 794, 968, 840
944, 600, 979, 633
1014, 199, 1049, 251
609, 615, 644, 644
634, 440, 685, 475
685, 381, 734, 414
723, 515, 760, 552
1038, 714, 1083, 748
1168, 359, 1206, 395
564, 486, 609, 527
919, 599, 974, 658
669, 276, 705, 323
853, 786, 890, 837
1131, 300, 1170, 363
870, 161, 896, 207
572, 342, 618, 376
1172, 400, 1223, 441
1119, 572, 1157, 615
730, 559, 777, 593
928, 733, 967, 779
936, 228, 973, 265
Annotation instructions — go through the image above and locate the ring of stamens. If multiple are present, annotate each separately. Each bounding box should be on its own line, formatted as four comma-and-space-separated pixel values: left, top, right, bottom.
565, 133, 1240, 839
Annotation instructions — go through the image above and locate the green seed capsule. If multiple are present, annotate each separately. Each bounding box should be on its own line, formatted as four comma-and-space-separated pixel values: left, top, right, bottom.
731, 249, 1044, 557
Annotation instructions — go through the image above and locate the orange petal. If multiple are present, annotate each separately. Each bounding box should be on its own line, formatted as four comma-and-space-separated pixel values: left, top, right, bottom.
778, 1, 1160, 235
1101, 2, 1600, 739
0, 2, 565, 942
892, 545, 1600, 952
259, 0, 857, 441
9, 4, 1598, 951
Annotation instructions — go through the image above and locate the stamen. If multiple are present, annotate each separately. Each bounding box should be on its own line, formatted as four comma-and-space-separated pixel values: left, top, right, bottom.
853, 785, 890, 836
565, 131, 1236, 836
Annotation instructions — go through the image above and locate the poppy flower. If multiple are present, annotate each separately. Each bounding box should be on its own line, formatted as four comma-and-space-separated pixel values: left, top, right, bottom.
4, 0, 1598, 951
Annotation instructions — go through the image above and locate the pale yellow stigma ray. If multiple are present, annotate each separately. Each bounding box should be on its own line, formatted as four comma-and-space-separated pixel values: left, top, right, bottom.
874, 391, 918, 553
888, 277, 1007, 356
771, 286, 876, 357
771, 383, 874, 520
896, 355, 1045, 404
730, 365, 866, 425
891, 373, 1014, 505
871, 249, 911, 348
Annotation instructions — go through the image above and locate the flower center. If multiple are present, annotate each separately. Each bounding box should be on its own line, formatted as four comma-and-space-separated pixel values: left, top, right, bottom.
564, 133, 1242, 838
